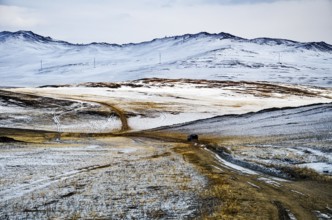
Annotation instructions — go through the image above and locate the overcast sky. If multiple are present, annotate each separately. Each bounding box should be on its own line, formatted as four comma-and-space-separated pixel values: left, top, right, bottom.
0, 0, 331, 44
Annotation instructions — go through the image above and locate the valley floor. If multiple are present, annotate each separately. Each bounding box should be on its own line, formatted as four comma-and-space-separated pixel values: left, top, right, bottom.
0, 132, 331, 219
0, 79, 331, 219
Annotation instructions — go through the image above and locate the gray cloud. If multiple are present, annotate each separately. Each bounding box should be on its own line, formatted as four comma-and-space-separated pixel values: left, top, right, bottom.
157, 0, 287, 6
0, 0, 289, 8
198, 0, 282, 4
0, 0, 331, 44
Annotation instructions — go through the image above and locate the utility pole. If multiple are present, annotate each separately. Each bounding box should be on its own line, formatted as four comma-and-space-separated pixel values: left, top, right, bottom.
94, 58, 96, 68
159, 52, 161, 64
278, 53, 281, 64
40, 60, 43, 71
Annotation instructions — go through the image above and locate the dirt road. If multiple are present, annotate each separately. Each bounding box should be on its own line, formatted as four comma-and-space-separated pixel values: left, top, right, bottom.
1, 89, 331, 219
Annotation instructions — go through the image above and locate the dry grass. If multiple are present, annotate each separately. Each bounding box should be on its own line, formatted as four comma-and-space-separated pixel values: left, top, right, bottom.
278, 166, 332, 182
202, 135, 332, 182
129, 101, 166, 110
172, 144, 278, 220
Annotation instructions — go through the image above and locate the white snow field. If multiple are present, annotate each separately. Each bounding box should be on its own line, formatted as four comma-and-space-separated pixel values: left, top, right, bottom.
5, 79, 332, 132
0, 31, 331, 87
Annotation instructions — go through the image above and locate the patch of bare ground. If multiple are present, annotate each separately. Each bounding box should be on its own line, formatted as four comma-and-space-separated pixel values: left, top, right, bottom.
37, 78, 332, 100
94, 101, 129, 132
0, 89, 78, 109
77, 82, 122, 88
172, 142, 331, 219
132, 78, 331, 98
0, 127, 58, 143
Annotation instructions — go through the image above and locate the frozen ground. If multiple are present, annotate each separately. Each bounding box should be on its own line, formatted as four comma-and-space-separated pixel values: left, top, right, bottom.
0, 137, 206, 219
4, 79, 332, 132
165, 103, 332, 175
2, 79, 332, 177
0, 31, 331, 87
1, 78, 332, 219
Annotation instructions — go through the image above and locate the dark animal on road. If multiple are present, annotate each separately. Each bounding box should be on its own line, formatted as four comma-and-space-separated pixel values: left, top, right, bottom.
187, 134, 198, 142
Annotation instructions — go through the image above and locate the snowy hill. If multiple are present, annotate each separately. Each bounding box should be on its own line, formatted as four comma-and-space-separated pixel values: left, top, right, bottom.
162, 102, 332, 174
0, 30, 331, 87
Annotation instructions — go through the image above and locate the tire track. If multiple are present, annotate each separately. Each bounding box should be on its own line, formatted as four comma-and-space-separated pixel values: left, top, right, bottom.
0, 163, 117, 203
95, 101, 129, 132
2, 90, 130, 133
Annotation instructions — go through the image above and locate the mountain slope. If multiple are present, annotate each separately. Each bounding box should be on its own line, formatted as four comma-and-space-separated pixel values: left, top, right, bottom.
0, 31, 331, 87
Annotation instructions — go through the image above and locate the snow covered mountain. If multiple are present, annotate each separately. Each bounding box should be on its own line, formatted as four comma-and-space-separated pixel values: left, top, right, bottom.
0, 30, 331, 87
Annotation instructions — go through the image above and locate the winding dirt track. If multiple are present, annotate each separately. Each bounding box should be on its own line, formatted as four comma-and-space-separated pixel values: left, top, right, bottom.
48, 98, 130, 132
0, 89, 130, 132
0, 162, 120, 202
43, 95, 130, 132
95, 101, 129, 132
1, 89, 331, 219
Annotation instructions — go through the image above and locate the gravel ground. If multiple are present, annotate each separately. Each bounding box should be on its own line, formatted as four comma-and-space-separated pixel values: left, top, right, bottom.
0, 137, 206, 219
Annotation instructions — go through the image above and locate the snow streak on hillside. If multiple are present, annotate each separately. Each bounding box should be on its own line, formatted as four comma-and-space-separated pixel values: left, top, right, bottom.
0, 31, 331, 87
164, 103, 332, 174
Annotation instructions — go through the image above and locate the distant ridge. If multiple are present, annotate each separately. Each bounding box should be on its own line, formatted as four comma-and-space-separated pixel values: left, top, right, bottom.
0, 30, 65, 44
1, 30, 331, 52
